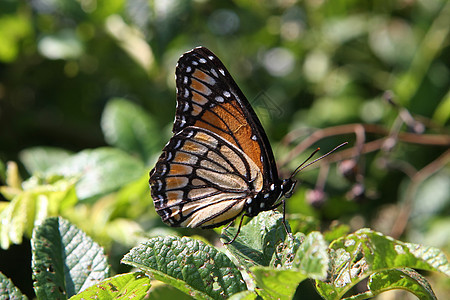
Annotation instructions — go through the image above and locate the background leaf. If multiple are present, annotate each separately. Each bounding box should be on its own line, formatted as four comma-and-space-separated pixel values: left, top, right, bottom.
31, 217, 109, 298
19, 147, 73, 174
101, 98, 161, 164
47, 147, 146, 200
0, 174, 77, 249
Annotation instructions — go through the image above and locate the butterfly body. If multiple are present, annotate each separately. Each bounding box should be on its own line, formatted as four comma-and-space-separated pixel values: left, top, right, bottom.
149, 47, 296, 232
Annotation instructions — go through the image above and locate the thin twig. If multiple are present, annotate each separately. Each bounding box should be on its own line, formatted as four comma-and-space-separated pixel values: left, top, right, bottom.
390, 149, 450, 238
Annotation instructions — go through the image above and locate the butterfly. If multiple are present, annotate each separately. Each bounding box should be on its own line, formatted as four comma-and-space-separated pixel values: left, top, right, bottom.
149, 46, 298, 243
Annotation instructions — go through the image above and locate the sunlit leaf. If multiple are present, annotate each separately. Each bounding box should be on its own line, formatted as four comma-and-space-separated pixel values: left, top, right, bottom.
0, 175, 77, 249
69, 272, 151, 300
367, 268, 437, 300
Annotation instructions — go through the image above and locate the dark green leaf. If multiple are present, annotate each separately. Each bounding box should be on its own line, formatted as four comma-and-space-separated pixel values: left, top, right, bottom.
0, 160, 5, 182
121, 236, 247, 299
48, 147, 146, 200
101, 98, 160, 164
69, 272, 151, 300
0, 272, 28, 300
32, 217, 109, 299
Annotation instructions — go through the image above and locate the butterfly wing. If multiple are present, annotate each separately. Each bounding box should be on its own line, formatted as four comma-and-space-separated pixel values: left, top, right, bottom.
150, 47, 281, 228
150, 126, 263, 228
173, 47, 279, 184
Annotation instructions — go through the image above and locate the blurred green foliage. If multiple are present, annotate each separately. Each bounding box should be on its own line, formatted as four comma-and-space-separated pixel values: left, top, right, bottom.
0, 0, 449, 298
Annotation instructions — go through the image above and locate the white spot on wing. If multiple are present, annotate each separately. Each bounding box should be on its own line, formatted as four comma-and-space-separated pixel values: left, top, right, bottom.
192, 61, 198, 65
199, 58, 207, 63
174, 140, 182, 149
208, 55, 214, 60
184, 89, 189, 98
160, 165, 167, 176
186, 66, 192, 72
210, 69, 218, 77
223, 91, 231, 97
166, 152, 173, 161
215, 96, 224, 102
219, 68, 225, 76
183, 76, 188, 84
185, 131, 194, 138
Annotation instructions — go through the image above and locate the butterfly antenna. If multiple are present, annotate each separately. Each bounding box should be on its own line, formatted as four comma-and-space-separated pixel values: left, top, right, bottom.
290, 142, 348, 179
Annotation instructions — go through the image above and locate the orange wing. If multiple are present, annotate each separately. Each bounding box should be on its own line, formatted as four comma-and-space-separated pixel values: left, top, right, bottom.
173, 47, 279, 185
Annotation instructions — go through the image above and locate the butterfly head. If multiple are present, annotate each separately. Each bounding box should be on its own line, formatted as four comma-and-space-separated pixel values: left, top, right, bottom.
281, 178, 297, 199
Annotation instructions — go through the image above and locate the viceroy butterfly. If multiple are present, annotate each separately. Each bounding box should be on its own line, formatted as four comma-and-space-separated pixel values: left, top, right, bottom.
149, 47, 341, 243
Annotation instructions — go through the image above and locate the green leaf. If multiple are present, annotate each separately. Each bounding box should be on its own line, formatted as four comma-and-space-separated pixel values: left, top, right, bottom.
316, 228, 450, 299
69, 272, 151, 300
48, 147, 146, 200
38, 29, 84, 60
146, 280, 195, 300
227, 290, 258, 300
31, 217, 109, 299
121, 236, 247, 299
366, 268, 437, 300
0, 14, 32, 62
248, 232, 328, 299
101, 98, 160, 164
250, 267, 308, 300
0, 272, 28, 300
0, 160, 5, 182
19, 147, 73, 174
293, 231, 329, 280
0, 175, 77, 249
221, 211, 290, 269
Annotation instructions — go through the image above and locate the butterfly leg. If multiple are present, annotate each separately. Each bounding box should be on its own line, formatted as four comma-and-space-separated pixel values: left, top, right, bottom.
223, 220, 235, 230
282, 199, 294, 240
223, 213, 248, 244
269, 200, 293, 240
